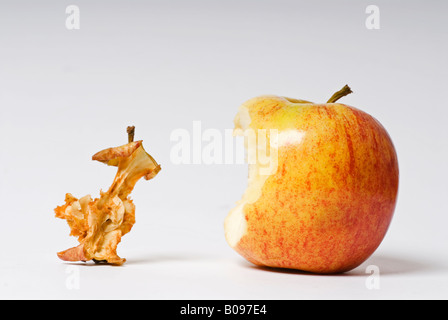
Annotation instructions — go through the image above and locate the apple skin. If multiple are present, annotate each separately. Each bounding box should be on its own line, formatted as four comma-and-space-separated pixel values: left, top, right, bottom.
225, 96, 399, 274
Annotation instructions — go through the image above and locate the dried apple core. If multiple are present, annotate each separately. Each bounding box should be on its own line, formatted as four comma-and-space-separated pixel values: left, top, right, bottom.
55, 137, 160, 265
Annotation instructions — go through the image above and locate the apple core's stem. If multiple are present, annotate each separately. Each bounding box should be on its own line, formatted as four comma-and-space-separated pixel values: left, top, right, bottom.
127, 126, 135, 143
327, 85, 353, 103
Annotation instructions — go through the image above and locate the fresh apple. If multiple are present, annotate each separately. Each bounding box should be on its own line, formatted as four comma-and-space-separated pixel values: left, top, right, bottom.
224, 86, 399, 273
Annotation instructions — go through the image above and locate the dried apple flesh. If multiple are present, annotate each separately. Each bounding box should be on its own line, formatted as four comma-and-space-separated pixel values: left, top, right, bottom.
55, 140, 161, 265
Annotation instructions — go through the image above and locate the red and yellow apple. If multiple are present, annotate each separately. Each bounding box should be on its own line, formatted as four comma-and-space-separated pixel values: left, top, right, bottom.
224, 86, 399, 273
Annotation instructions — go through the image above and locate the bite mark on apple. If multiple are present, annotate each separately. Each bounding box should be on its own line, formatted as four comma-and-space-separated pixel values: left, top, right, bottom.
225, 103, 306, 248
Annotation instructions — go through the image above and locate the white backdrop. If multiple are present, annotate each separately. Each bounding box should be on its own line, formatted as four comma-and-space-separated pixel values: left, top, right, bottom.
0, 0, 447, 299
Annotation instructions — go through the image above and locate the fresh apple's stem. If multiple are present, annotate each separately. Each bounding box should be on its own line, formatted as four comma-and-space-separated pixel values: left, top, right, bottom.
327, 85, 353, 103
127, 126, 135, 143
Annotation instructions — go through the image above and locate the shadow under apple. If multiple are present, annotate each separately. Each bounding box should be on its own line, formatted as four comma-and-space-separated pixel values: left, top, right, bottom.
241, 254, 439, 276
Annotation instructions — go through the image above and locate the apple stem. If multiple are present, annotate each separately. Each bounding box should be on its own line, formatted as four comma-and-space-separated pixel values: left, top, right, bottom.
327, 85, 353, 103
127, 126, 135, 143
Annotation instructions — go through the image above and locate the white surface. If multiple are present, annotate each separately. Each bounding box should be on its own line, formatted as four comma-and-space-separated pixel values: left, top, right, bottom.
1, 0, 448, 300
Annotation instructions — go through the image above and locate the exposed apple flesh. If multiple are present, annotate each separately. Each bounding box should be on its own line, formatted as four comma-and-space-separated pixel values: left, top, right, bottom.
55, 127, 161, 265
225, 86, 399, 274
